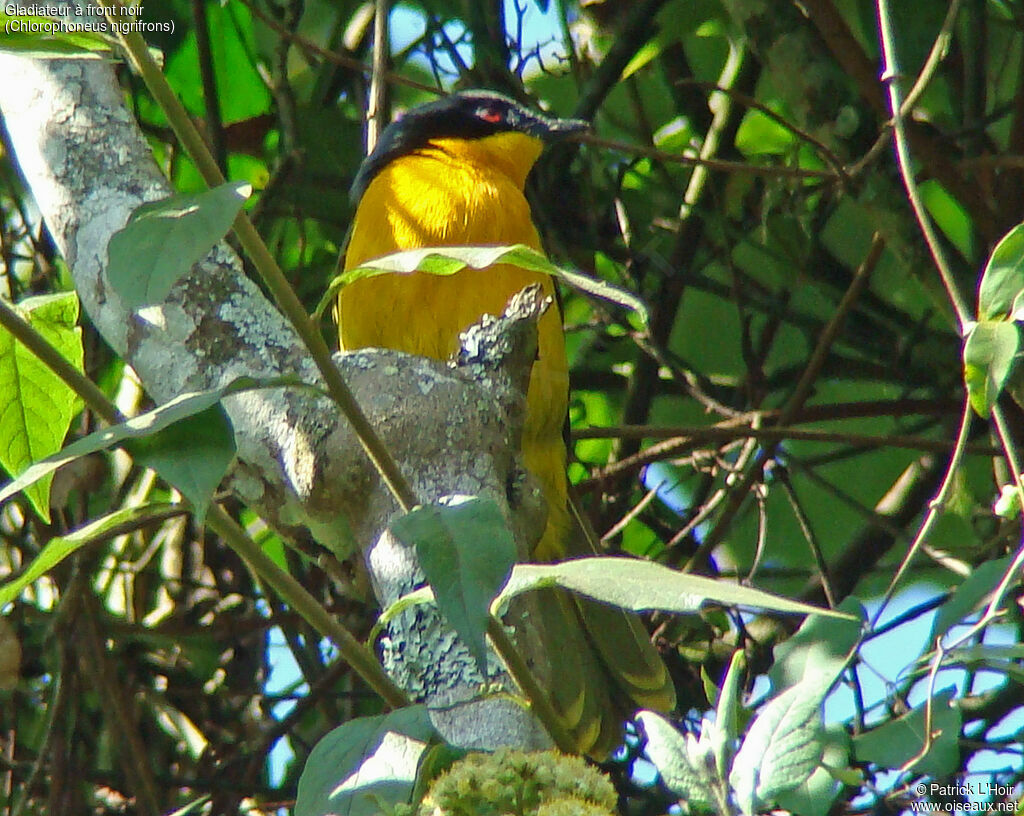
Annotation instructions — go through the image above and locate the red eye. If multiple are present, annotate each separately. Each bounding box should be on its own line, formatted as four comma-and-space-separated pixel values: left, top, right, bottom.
478, 107, 503, 124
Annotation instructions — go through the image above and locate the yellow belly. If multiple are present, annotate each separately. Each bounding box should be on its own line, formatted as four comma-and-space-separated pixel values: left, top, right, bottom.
340, 142, 570, 559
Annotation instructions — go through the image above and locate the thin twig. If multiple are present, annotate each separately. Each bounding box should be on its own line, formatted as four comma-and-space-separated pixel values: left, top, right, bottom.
108, 15, 419, 513
206, 505, 409, 707
366, 0, 390, 153
1, 280, 408, 709
677, 79, 850, 183
876, 0, 1024, 570
876, 0, 970, 327
849, 0, 965, 180
582, 133, 837, 180
574, 423, 990, 455
683, 237, 884, 569
9, 659, 69, 816
600, 484, 660, 543
238, 0, 442, 96
486, 617, 576, 753
870, 401, 973, 628
778, 467, 836, 607
191, 0, 226, 174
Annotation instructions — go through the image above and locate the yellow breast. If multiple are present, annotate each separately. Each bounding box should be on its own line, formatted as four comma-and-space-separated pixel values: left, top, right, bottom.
339, 132, 570, 556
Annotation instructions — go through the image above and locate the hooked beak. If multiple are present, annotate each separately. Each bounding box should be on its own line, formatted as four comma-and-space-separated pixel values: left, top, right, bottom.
524, 112, 590, 142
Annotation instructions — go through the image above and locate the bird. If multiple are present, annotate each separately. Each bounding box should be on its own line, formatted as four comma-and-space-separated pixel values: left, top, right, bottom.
338, 89, 675, 756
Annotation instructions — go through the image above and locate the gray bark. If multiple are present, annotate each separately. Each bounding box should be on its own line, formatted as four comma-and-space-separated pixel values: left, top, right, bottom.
0, 55, 550, 751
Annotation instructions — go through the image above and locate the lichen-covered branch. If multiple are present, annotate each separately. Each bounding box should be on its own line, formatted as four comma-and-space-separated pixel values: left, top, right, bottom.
0, 54, 549, 750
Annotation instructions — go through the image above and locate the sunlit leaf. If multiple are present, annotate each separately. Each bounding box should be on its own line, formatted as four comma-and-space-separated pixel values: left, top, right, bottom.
730, 677, 827, 814
0, 14, 114, 57
495, 557, 855, 619
0, 292, 83, 521
0, 376, 305, 521
637, 711, 716, 810
962, 320, 1020, 417
321, 244, 650, 328
0, 503, 178, 607
107, 182, 251, 309
390, 497, 516, 673
978, 223, 1024, 320
768, 597, 864, 695
295, 706, 437, 816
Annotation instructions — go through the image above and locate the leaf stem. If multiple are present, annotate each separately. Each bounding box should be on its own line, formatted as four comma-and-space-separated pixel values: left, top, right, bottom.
0, 293, 408, 708
107, 18, 418, 513
486, 616, 576, 753
207, 505, 409, 707
0, 296, 118, 425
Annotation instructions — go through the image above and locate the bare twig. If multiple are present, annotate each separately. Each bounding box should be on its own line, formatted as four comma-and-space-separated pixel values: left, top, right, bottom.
107, 14, 419, 512
366, 0, 390, 152
870, 401, 973, 628
684, 235, 884, 569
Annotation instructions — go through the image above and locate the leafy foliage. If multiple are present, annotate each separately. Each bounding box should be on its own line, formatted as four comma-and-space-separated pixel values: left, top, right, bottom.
0, 292, 82, 520
106, 181, 251, 309
1, 0, 1023, 814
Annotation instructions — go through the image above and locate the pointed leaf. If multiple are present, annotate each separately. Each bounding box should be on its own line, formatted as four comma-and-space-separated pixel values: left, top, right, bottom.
730, 679, 826, 814
0, 503, 177, 607
0, 292, 83, 521
496, 558, 855, 619
927, 555, 1014, 644
715, 649, 745, 777
852, 688, 961, 777
390, 497, 516, 673
637, 711, 716, 810
0, 376, 303, 512
768, 597, 864, 695
0, 14, 115, 57
773, 727, 849, 816
324, 244, 650, 328
126, 403, 235, 524
295, 706, 437, 816
963, 320, 1020, 417
978, 223, 1024, 320
107, 182, 251, 309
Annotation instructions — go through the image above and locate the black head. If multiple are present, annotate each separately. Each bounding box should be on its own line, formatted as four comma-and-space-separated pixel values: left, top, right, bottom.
350, 90, 589, 202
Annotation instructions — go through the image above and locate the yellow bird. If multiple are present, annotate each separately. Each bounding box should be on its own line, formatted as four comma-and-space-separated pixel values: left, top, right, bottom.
339, 90, 674, 756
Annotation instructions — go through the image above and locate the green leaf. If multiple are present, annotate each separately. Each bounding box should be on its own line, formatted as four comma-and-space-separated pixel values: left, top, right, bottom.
0, 377, 302, 518
993, 482, 1022, 518
390, 498, 516, 673
715, 649, 745, 777
295, 706, 437, 816
322, 244, 650, 328
978, 223, 1024, 320
773, 727, 849, 816
927, 555, 1014, 645
637, 711, 716, 810
852, 688, 961, 777
163, 795, 212, 816
962, 320, 1020, 417
0, 503, 177, 607
729, 679, 826, 815
0, 292, 84, 521
768, 597, 864, 695
410, 742, 468, 806
126, 403, 235, 524
106, 182, 251, 310
736, 108, 797, 157
496, 557, 856, 619
0, 14, 115, 58
918, 180, 975, 263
